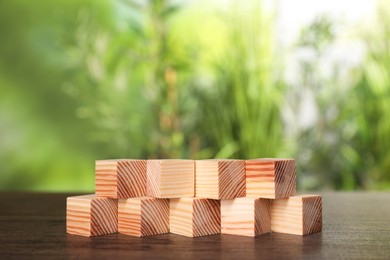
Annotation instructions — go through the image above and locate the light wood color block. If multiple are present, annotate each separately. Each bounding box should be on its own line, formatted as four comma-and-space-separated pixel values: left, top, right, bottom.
118, 197, 169, 237
221, 197, 271, 237
66, 194, 117, 237
170, 198, 220, 237
146, 160, 194, 198
271, 195, 322, 235
195, 159, 245, 199
245, 158, 296, 199
95, 159, 146, 199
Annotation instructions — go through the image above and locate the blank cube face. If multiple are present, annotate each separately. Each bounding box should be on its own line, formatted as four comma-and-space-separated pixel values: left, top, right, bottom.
67, 195, 117, 237
196, 160, 245, 199
118, 197, 169, 237
245, 159, 296, 199
118, 199, 141, 236
170, 198, 221, 237
67, 196, 91, 237
169, 198, 193, 236
146, 160, 194, 198
221, 198, 270, 237
271, 195, 322, 235
95, 160, 146, 199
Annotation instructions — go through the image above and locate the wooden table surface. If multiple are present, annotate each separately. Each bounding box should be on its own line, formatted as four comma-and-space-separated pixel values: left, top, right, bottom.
0, 192, 389, 259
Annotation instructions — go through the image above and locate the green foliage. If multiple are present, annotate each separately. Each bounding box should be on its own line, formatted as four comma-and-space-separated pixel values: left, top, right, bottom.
293, 10, 390, 190
193, 2, 286, 159
288, 16, 351, 190
1, 0, 390, 191
0, 0, 114, 191
347, 4, 390, 189
70, 0, 203, 158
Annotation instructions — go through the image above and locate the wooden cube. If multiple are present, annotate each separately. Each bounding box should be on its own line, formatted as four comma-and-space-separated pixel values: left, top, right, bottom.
195, 159, 245, 199
66, 194, 117, 237
271, 195, 322, 235
170, 198, 220, 237
95, 159, 146, 199
221, 197, 270, 237
146, 160, 194, 198
118, 197, 169, 237
245, 158, 296, 199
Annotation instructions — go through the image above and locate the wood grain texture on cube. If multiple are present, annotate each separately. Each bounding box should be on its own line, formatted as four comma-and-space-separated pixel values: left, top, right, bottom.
169, 198, 193, 236
221, 197, 270, 237
245, 158, 296, 199
254, 198, 271, 236
118, 197, 169, 237
146, 160, 194, 198
271, 195, 322, 235
170, 198, 220, 237
95, 159, 146, 199
67, 194, 117, 237
196, 160, 245, 199
118, 198, 141, 236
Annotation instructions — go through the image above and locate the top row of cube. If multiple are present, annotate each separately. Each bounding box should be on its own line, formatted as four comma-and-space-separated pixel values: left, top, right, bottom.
95, 159, 296, 200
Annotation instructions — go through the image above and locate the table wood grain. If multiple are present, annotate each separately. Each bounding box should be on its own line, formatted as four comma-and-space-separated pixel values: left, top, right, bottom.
0, 192, 389, 259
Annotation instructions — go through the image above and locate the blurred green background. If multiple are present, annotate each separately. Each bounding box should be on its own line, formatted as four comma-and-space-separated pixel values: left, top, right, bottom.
1, 0, 389, 192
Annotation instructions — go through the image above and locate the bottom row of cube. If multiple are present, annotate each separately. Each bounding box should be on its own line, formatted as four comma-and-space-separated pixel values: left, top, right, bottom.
67, 195, 322, 237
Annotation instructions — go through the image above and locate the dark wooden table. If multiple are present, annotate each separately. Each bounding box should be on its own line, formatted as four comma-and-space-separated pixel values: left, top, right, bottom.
0, 192, 389, 259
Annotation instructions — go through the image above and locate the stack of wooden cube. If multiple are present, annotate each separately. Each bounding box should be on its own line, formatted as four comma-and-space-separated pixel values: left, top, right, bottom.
67, 159, 322, 237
